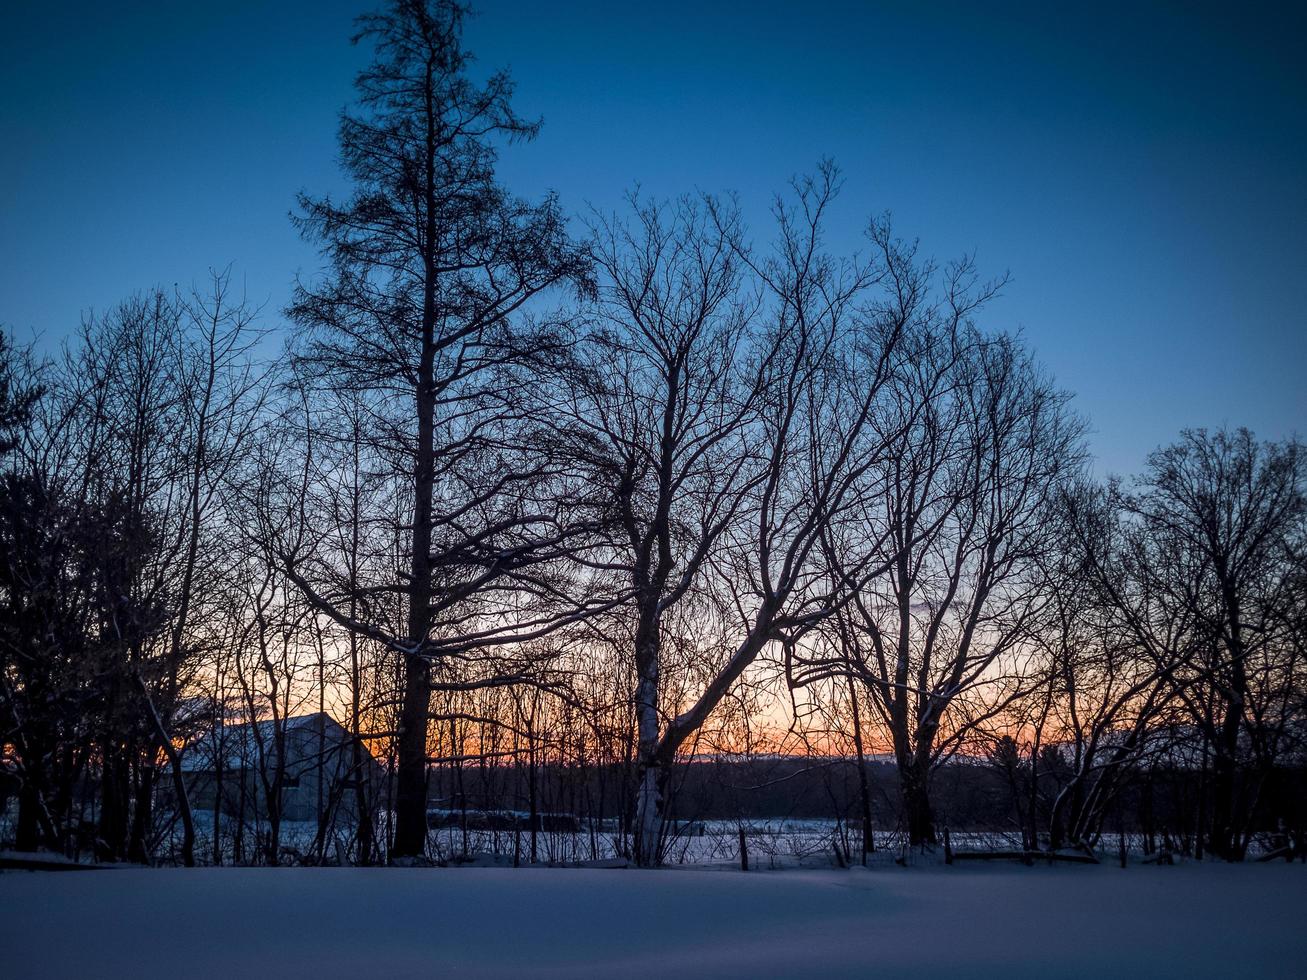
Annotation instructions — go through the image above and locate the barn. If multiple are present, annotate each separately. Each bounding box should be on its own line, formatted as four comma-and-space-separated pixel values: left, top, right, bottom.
180, 712, 385, 822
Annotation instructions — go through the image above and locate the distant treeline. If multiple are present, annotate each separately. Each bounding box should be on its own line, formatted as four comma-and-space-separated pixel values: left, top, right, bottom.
421, 754, 1307, 855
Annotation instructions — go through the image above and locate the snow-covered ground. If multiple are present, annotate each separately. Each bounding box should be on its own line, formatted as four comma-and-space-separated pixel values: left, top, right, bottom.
1, 863, 1303, 978
97, 809, 1076, 868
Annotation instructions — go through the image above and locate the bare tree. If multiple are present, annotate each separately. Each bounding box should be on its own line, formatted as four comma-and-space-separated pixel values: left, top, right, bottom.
282, 0, 593, 861
790, 241, 1084, 845
1089, 429, 1306, 859
1014, 485, 1180, 853
573, 165, 908, 864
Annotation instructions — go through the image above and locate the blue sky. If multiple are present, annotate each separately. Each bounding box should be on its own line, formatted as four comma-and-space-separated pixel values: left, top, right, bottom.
3, 1, 1303, 475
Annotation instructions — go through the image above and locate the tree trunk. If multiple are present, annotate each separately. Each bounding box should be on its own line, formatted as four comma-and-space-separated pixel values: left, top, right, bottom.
133, 669, 195, 866
634, 764, 666, 867
391, 154, 438, 859
632, 619, 664, 867
234, 758, 246, 864
1048, 788, 1069, 852
99, 739, 131, 861
265, 770, 283, 867
528, 729, 539, 864
212, 751, 224, 866
847, 672, 874, 861
15, 771, 48, 852
1209, 584, 1250, 862
392, 652, 431, 860
1209, 681, 1246, 861
128, 762, 154, 864
352, 736, 375, 866
900, 760, 936, 846
1209, 749, 1241, 861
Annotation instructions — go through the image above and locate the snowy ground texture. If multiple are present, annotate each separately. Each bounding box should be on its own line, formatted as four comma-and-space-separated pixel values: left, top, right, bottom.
2, 863, 1303, 979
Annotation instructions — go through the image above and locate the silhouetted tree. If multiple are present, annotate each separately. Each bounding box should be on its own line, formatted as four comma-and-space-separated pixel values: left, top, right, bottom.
574, 166, 910, 864
1102, 429, 1306, 859
792, 241, 1084, 845
284, 0, 592, 861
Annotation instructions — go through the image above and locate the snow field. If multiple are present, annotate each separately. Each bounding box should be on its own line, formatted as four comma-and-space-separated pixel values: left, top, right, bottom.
1, 862, 1303, 978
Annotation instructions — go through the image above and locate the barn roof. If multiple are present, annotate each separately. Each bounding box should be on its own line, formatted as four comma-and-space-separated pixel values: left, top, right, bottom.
179, 712, 381, 778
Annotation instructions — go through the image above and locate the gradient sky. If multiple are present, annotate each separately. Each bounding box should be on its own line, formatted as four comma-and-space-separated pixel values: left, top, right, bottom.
3, 0, 1303, 476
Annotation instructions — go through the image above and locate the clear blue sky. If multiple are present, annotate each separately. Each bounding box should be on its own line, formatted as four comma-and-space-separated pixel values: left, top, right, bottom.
3, 1, 1303, 475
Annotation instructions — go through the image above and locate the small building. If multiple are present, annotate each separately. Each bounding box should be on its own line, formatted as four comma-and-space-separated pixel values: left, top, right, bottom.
180, 712, 385, 823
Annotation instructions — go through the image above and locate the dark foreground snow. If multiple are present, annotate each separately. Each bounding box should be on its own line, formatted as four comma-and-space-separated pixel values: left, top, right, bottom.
1, 863, 1303, 979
